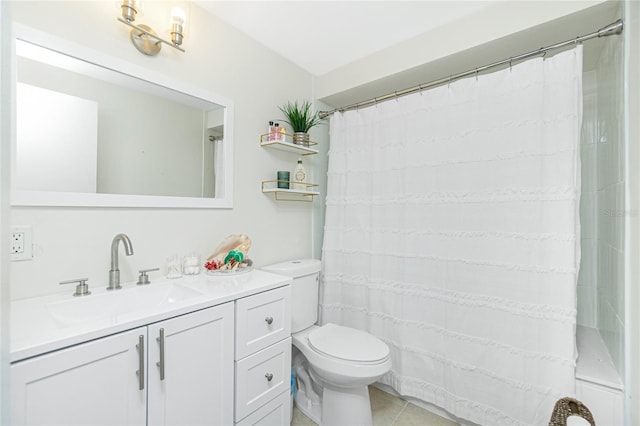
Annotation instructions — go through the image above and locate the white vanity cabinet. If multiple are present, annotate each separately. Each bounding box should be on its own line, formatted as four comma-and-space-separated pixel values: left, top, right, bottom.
11, 327, 148, 426
234, 286, 292, 425
11, 302, 234, 426
147, 302, 234, 426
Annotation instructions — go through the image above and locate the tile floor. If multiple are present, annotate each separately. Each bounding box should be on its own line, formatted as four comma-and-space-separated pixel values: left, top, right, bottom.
291, 386, 459, 426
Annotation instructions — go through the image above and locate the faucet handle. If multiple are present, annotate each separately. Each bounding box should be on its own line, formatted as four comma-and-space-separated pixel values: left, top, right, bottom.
60, 278, 91, 297
137, 268, 160, 285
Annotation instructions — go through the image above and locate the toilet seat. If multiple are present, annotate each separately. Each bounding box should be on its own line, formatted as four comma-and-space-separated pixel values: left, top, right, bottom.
308, 323, 390, 364
292, 323, 392, 395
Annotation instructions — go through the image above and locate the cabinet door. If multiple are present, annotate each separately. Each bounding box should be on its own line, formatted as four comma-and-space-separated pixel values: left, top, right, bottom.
11, 327, 147, 426
148, 302, 234, 426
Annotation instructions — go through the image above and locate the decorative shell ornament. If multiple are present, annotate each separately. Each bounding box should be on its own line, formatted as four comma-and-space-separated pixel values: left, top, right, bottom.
204, 234, 253, 272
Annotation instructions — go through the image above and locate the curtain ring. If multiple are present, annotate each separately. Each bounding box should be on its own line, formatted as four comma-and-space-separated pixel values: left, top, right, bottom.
418, 84, 423, 96
509, 58, 512, 72
394, 91, 399, 102
374, 97, 378, 108
475, 68, 479, 81
448, 75, 452, 88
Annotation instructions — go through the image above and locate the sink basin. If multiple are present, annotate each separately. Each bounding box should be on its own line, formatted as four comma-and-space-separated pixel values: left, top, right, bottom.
47, 283, 204, 327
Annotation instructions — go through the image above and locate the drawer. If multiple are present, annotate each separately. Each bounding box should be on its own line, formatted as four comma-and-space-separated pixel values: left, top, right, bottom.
235, 389, 290, 426
235, 337, 291, 421
236, 286, 291, 359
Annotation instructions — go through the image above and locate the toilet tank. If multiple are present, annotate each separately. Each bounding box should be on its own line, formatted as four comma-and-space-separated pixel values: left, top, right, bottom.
262, 259, 321, 333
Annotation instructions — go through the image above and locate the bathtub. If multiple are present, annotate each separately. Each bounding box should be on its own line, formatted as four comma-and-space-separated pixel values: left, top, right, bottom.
575, 325, 624, 425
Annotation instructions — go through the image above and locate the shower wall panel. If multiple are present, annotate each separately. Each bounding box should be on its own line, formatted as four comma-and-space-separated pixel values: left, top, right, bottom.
578, 70, 598, 328
577, 13, 625, 379
595, 25, 626, 378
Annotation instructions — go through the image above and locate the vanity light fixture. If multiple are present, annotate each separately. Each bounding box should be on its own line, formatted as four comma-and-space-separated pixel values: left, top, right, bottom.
117, 0, 186, 56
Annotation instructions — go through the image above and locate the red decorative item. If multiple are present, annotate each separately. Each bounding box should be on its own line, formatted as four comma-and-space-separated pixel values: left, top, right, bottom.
204, 259, 222, 271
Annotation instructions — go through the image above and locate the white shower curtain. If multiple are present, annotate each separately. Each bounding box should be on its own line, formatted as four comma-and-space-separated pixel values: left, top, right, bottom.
321, 46, 582, 425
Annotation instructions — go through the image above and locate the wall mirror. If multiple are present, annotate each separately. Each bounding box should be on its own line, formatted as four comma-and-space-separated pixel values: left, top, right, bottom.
11, 25, 234, 208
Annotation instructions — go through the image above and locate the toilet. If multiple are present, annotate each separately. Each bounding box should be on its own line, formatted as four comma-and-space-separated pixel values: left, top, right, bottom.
262, 259, 392, 426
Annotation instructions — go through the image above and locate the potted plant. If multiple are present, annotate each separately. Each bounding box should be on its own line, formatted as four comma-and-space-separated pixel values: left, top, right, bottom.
278, 100, 322, 146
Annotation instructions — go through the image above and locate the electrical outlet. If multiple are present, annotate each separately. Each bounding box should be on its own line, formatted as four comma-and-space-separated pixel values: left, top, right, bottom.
11, 231, 24, 254
10, 226, 33, 261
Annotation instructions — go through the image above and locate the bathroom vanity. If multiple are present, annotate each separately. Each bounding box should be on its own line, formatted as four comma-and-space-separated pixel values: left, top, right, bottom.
10, 270, 292, 426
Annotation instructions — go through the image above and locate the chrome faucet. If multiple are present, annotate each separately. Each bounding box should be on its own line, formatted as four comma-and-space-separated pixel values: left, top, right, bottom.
108, 233, 134, 290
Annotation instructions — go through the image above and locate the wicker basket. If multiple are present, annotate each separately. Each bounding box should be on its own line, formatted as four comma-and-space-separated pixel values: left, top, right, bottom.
549, 397, 596, 426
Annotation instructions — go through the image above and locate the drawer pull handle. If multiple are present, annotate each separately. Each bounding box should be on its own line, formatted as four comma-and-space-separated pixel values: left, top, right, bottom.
136, 335, 145, 391
156, 328, 165, 381
265, 373, 274, 381
265, 316, 274, 325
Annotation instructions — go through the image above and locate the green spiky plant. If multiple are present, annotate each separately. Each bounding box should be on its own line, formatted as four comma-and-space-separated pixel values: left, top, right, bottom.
278, 100, 322, 133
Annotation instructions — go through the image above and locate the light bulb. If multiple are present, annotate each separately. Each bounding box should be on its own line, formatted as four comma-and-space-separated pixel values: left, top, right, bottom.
170, 7, 186, 26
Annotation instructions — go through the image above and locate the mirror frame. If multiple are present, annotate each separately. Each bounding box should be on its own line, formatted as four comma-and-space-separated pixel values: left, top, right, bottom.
11, 24, 234, 208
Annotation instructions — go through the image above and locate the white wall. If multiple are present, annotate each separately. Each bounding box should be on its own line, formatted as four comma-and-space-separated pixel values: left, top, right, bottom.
9, 1, 315, 300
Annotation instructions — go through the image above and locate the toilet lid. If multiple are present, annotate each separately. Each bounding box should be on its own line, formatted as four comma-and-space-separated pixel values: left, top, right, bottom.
308, 323, 389, 363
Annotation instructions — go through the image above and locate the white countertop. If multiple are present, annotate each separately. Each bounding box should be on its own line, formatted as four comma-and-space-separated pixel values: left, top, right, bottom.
11, 269, 292, 363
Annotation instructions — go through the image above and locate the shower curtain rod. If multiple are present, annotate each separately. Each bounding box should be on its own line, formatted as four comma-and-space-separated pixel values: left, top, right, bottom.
317, 19, 623, 119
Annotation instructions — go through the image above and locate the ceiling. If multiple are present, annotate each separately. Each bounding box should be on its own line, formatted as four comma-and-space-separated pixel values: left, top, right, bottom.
195, 1, 503, 76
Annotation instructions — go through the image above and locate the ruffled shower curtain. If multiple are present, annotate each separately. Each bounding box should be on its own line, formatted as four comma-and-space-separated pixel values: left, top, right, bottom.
321, 46, 582, 425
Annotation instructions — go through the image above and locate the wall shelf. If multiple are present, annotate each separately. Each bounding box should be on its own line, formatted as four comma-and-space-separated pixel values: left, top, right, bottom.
261, 180, 319, 202
259, 133, 318, 156
260, 131, 319, 201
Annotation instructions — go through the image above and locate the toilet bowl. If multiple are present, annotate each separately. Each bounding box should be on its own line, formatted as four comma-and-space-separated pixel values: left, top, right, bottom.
262, 259, 392, 426
293, 324, 391, 425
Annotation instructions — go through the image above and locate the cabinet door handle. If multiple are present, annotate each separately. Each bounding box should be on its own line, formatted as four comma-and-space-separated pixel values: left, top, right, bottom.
265, 373, 274, 382
137, 335, 145, 390
265, 316, 274, 325
156, 328, 165, 381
